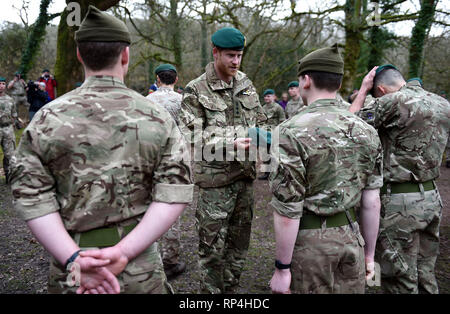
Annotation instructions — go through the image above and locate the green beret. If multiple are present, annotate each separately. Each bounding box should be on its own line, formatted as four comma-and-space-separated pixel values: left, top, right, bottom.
42, 69, 50, 73
263, 89, 275, 96
375, 64, 398, 76
75, 5, 131, 44
155, 64, 177, 75
14, 71, 21, 75
288, 81, 299, 88
298, 43, 344, 75
212, 27, 245, 51
407, 77, 423, 85
0, 77, 6, 82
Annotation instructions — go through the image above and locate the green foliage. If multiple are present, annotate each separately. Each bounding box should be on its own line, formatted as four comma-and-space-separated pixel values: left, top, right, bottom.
0, 23, 28, 77
408, 0, 437, 78
19, 0, 52, 78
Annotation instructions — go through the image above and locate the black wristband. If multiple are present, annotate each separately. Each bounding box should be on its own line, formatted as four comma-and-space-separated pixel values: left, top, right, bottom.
275, 260, 291, 270
65, 250, 81, 270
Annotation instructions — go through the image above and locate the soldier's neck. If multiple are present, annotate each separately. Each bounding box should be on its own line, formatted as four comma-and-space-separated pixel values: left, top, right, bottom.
0, 91, 5, 96
305, 91, 337, 106
213, 63, 233, 84
84, 65, 126, 82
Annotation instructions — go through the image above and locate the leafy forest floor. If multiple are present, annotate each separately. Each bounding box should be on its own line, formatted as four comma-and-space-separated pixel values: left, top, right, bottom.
0, 141, 449, 293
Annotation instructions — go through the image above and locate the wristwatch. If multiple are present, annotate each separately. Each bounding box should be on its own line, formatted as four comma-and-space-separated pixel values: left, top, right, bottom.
275, 260, 291, 270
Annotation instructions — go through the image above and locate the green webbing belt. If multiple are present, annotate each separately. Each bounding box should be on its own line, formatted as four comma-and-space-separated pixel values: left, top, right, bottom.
76, 223, 137, 248
380, 180, 434, 195
299, 208, 357, 230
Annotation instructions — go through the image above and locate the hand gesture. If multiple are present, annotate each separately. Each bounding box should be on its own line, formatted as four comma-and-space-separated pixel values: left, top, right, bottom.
72, 255, 121, 294
361, 66, 378, 93
80, 246, 129, 277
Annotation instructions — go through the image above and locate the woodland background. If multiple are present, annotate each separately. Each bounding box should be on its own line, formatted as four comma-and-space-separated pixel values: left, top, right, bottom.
0, 0, 448, 99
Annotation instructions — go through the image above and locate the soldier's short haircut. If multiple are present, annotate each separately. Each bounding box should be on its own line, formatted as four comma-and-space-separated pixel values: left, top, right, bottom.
300, 71, 343, 92
77, 42, 128, 71
157, 70, 177, 85
373, 68, 405, 92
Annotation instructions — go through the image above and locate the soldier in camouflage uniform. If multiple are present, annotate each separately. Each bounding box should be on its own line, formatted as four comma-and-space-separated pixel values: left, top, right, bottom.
10, 6, 193, 294
0, 77, 17, 183
269, 44, 383, 294
350, 64, 450, 294
180, 27, 267, 293
285, 81, 304, 119
147, 63, 186, 278
7, 72, 28, 127
259, 89, 285, 180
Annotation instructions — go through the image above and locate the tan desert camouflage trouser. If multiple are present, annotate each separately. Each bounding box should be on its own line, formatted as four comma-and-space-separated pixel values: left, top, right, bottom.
160, 216, 181, 266
48, 242, 173, 294
196, 180, 254, 294
0, 125, 16, 182
290, 223, 366, 294
376, 188, 443, 294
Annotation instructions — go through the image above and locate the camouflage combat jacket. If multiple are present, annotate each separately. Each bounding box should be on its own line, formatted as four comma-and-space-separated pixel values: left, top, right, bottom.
8, 79, 26, 96
285, 97, 304, 119
146, 86, 182, 124
358, 84, 450, 183
180, 62, 267, 188
262, 101, 285, 127
0, 94, 16, 125
10, 75, 194, 232
269, 98, 383, 219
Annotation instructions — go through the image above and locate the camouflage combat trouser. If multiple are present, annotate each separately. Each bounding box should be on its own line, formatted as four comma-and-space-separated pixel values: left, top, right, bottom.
48, 242, 172, 294
376, 187, 443, 294
196, 179, 254, 294
0, 125, 16, 183
160, 215, 181, 266
290, 223, 366, 294
11, 95, 29, 123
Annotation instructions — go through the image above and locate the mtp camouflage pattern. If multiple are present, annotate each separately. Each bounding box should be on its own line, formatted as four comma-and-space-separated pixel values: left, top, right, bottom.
180, 62, 264, 293
196, 179, 253, 294
285, 97, 304, 119
261, 101, 285, 127
358, 84, 450, 183
291, 223, 365, 293
269, 98, 383, 293
179, 62, 267, 188
146, 86, 182, 125
48, 242, 172, 294
147, 85, 184, 267
10, 75, 194, 294
8, 79, 29, 121
0, 93, 17, 182
269, 98, 383, 219
358, 84, 450, 294
375, 188, 442, 294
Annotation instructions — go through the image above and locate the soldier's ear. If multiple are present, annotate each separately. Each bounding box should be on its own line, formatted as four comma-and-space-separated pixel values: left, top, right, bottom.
121, 46, 129, 66
76, 47, 85, 66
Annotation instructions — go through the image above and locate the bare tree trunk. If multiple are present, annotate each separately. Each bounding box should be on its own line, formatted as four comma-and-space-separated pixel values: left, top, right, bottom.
343, 0, 363, 96
54, 0, 120, 96
169, 0, 183, 75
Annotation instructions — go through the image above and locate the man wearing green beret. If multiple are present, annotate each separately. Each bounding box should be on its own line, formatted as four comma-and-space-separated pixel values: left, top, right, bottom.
146, 63, 187, 278
180, 27, 267, 293
406, 77, 423, 88
350, 64, 450, 294
10, 5, 193, 294
269, 44, 382, 294
285, 81, 304, 119
0, 76, 17, 183
7, 71, 28, 128
259, 89, 285, 180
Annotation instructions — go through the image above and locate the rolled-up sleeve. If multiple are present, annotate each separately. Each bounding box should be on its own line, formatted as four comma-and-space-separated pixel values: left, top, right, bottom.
10, 130, 60, 221
152, 118, 194, 204
268, 126, 306, 219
